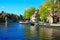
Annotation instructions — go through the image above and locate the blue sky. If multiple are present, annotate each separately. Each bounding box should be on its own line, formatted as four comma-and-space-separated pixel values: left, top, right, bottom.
0, 0, 45, 15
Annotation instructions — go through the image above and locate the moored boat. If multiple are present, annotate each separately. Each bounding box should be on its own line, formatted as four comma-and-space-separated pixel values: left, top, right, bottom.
19, 22, 29, 24
19, 20, 30, 24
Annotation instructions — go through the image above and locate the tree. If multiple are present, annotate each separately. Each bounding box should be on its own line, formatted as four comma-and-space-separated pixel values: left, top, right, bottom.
1, 13, 6, 18
39, 3, 49, 21
38, 0, 55, 21
23, 10, 30, 20
16, 15, 19, 20
23, 6, 35, 20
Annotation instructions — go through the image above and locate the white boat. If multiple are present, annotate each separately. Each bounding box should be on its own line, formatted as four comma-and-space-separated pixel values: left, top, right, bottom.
19, 20, 30, 24
19, 22, 23, 23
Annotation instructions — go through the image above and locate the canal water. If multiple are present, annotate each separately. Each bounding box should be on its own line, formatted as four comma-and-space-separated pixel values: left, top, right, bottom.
0, 23, 60, 40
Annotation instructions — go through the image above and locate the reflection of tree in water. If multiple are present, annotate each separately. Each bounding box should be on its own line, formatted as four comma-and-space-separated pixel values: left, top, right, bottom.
40, 27, 49, 40
24, 24, 40, 40
51, 29, 60, 40
24, 24, 31, 40
30, 26, 37, 40
30, 25, 40, 40
40, 27, 60, 40
24, 25, 60, 40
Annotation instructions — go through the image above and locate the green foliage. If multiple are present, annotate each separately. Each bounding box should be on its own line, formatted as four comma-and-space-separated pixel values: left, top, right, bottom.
0, 15, 2, 18
0, 11, 20, 22
16, 15, 19, 20
23, 10, 30, 20
39, 4, 49, 20
23, 6, 35, 20
38, 0, 55, 21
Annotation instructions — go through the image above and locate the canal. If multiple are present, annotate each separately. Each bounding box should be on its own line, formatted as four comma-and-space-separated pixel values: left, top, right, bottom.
0, 23, 60, 40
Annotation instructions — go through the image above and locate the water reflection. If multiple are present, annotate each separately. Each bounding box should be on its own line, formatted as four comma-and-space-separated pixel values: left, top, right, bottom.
24, 24, 60, 40
52, 29, 60, 40
0, 23, 60, 40
24, 24, 31, 40
40, 27, 53, 40
5, 22, 7, 27
24, 25, 40, 40
30, 25, 39, 40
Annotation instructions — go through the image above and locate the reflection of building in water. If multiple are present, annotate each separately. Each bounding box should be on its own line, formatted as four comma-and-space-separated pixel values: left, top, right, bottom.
40, 27, 60, 40
24, 25, 40, 40
40, 27, 53, 40
30, 25, 40, 40
30, 26, 37, 38
24, 25, 31, 40
52, 29, 60, 40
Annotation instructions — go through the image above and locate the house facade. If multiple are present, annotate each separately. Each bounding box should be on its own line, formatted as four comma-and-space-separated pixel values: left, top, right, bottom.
47, 0, 60, 23
30, 10, 38, 23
